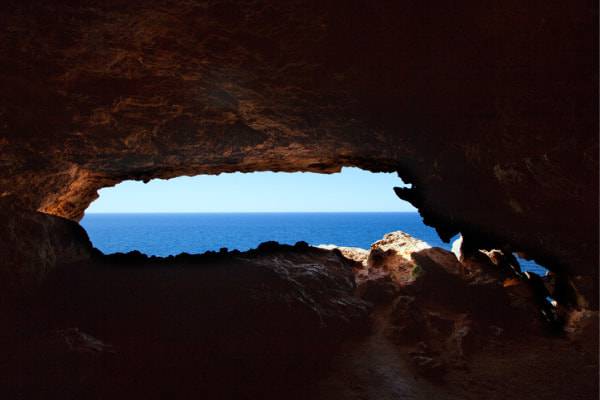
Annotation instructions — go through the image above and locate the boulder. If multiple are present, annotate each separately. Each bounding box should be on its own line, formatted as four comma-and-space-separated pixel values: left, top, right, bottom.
363, 231, 431, 285
346, 230, 570, 379
0, 197, 93, 294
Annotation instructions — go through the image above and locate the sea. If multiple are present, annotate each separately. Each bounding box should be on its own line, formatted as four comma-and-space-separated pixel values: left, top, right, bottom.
81, 212, 545, 274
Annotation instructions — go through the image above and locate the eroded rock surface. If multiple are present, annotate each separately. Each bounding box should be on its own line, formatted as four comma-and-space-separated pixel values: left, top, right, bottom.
3, 241, 370, 399
0, 197, 93, 299
0, 227, 597, 399
365, 231, 431, 284
0, 1, 596, 297
0, 1, 597, 397
330, 232, 598, 380
314, 232, 599, 399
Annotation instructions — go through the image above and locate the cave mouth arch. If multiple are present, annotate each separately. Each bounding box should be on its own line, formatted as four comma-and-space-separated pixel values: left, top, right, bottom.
80, 168, 435, 255
79, 168, 547, 275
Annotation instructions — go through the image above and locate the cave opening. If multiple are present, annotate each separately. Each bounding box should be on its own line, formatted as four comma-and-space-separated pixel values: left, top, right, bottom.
81, 167, 427, 255
0, 0, 596, 397
80, 167, 547, 275
31, 167, 566, 400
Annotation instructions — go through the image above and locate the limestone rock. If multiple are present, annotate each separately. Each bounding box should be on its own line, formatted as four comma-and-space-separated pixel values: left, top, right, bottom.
0, 197, 93, 298
241, 243, 371, 328
355, 276, 399, 304
350, 231, 565, 379
365, 231, 431, 285
317, 245, 369, 267
1, 241, 374, 398
0, 1, 595, 295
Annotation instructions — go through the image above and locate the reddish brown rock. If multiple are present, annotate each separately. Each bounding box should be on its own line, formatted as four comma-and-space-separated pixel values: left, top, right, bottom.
0, 1, 596, 301
0, 2, 597, 397
2, 241, 372, 398
0, 197, 93, 298
344, 231, 586, 382
317, 245, 369, 267
368, 232, 430, 283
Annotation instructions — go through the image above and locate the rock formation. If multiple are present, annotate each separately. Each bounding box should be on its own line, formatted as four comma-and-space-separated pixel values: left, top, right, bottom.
0, 1, 597, 398
340, 232, 599, 396
3, 240, 372, 399
0, 197, 93, 311
1, 221, 598, 399
0, 1, 596, 305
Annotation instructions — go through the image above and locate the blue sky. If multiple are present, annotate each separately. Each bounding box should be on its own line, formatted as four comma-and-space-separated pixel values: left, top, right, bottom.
85, 167, 415, 213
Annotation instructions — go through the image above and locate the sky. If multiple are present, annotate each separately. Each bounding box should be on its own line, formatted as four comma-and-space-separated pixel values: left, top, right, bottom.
85, 167, 416, 213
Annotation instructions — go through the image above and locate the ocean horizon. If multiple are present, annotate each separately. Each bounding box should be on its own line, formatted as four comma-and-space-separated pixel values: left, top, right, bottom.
81, 212, 545, 274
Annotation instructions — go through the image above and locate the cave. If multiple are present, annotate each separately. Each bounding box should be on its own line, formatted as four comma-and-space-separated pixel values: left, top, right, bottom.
79, 171, 547, 273
79, 170, 443, 255
0, 1, 597, 399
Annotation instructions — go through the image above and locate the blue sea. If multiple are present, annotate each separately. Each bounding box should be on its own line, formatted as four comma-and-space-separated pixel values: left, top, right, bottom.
81, 212, 545, 274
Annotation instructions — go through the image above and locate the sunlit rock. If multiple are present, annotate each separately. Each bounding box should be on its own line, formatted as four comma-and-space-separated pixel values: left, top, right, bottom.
365, 231, 431, 285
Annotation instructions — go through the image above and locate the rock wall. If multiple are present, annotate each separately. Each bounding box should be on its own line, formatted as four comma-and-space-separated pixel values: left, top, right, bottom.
2, 241, 372, 399
345, 231, 598, 396
0, 197, 93, 298
0, 1, 597, 299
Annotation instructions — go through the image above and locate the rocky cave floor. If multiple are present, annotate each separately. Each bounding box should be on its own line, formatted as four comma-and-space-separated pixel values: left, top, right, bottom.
1, 234, 598, 400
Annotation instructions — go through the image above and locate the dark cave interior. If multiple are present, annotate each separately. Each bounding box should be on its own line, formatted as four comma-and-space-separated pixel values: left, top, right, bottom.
0, 1, 597, 399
